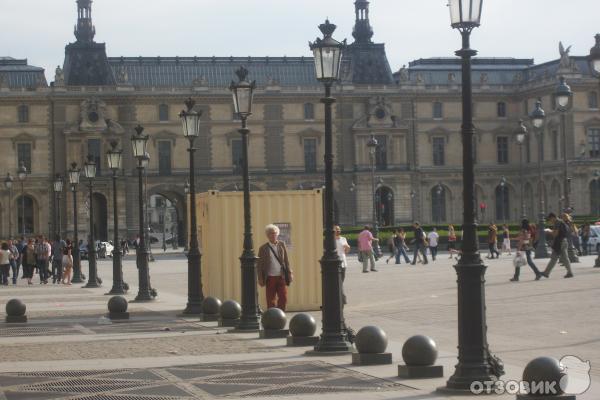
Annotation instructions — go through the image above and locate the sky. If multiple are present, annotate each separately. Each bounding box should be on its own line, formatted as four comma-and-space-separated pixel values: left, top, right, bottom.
1, 0, 599, 81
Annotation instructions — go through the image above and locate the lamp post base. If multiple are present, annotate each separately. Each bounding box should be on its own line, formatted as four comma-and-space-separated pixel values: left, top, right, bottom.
180, 302, 203, 316
106, 287, 126, 295
83, 280, 100, 288
133, 292, 154, 302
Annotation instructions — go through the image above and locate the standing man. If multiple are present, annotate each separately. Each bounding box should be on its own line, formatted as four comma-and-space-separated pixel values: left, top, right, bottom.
8, 240, 19, 285
51, 236, 66, 284
357, 226, 378, 273
427, 227, 440, 261
35, 236, 51, 284
541, 213, 574, 279
411, 222, 428, 265
257, 224, 293, 311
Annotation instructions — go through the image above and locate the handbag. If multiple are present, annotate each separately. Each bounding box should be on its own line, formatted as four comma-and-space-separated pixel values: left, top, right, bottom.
268, 244, 292, 286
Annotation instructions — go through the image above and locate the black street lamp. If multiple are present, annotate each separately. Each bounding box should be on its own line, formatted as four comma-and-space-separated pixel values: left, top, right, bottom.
516, 121, 527, 218
107, 140, 125, 294
443, 0, 504, 392
555, 76, 573, 212
595, 170, 600, 268
410, 189, 417, 222
69, 163, 84, 283
17, 162, 27, 236
53, 174, 64, 239
230, 67, 260, 330
307, 19, 352, 354
83, 155, 100, 288
366, 135, 382, 257
179, 100, 204, 315
499, 176, 507, 225
131, 125, 153, 301
4, 173, 13, 239
530, 100, 550, 259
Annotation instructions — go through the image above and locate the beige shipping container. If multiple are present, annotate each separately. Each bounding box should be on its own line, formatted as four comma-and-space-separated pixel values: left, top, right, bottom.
193, 189, 324, 311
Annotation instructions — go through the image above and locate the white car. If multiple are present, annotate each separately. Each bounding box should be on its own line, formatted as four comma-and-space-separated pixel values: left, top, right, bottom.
96, 241, 115, 258
583, 225, 600, 255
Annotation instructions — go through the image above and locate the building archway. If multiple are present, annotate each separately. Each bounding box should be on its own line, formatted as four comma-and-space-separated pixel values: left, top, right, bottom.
590, 180, 600, 215
92, 193, 108, 241
16, 195, 36, 235
431, 185, 447, 224
147, 187, 186, 248
495, 184, 510, 223
375, 186, 394, 226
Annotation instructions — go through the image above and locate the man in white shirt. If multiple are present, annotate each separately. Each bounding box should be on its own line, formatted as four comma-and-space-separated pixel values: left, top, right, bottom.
428, 228, 440, 261
334, 226, 350, 305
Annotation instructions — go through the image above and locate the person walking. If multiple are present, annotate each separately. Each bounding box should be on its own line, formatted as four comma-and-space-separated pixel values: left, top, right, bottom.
448, 225, 459, 259
8, 240, 19, 285
501, 224, 512, 255
581, 223, 591, 256
51, 236, 65, 284
411, 222, 428, 265
257, 224, 293, 311
21, 239, 36, 285
541, 213, 574, 279
35, 236, 51, 284
393, 228, 411, 264
357, 226, 378, 272
62, 239, 73, 285
428, 227, 439, 261
334, 226, 350, 305
510, 219, 542, 281
486, 224, 500, 259
0, 243, 11, 285
15, 237, 25, 280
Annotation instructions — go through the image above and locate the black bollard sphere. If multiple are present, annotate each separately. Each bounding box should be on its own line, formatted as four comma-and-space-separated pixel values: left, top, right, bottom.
220, 300, 242, 319
202, 296, 222, 315
522, 357, 566, 395
289, 313, 317, 337
261, 308, 286, 330
6, 299, 26, 317
402, 335, 438, 366
107, 296, 128, 313
355, 326, 388, 354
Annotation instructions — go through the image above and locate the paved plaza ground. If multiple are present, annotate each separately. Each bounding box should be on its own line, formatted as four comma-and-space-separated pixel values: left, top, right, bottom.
0, 249, 598, 399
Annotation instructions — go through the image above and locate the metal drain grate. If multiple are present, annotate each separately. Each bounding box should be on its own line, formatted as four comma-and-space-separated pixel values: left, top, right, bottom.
72, 395, 188, 400
12, 370, 126, 378
21, 379, 152, 393
0, 326, 82, 337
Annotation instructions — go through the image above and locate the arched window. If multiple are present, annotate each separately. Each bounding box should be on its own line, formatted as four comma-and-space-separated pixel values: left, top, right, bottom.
497, 102, 507, 118
591, 180, 600, 215
431, 185, 446, 223
495, 185, 510, 222
158, 104, 169, 122
17, 105, 29, 123
16, 195, 35, 235
303, 103, 315, 120
375, 187, 394, 226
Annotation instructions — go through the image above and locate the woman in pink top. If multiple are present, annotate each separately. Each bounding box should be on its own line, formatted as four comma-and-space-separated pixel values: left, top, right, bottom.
357, 226, 378, 273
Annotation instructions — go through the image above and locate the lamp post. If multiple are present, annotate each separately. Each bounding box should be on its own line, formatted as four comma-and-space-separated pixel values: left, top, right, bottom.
161, 203, 167, 252
443, 0, 504, 392
4, 173, 13, 239
307, 19, 351, 354
366, 135, 382, 258
410, 189, 417, 222
53, 174, 64, 239
229, 67, 260, 330
531, 100, 550, 259
131, 125, 153, 301
499, 176, 507, 225
17, 162, 27, 236
434, 183, 443, 225
107, 141, 125, 294
516, 121, 527, 218
82, 155, 100, 288
589, 35, 600, 268
555, 76, 573, 212
179, 100, 204, 315
69, 163, 84, 283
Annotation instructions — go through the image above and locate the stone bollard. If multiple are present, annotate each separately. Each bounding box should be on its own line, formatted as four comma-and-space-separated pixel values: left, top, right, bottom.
516, 357, 574, 400
219, 300, 241, 327
286, 313, 319, 346
259, 308, 289, 338
5, 299, 27, 323
107, 296, 129, 320
398, 335, 443, 378
351, 326, 392, 365
201, 296, 222, 322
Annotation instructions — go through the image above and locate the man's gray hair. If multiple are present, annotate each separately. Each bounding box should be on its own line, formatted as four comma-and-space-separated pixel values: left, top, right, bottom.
265, 224, 280, 235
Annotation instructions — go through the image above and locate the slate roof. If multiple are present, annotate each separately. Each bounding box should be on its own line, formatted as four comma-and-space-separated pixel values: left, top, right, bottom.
0, 57, 47, 89
108, 56, 320, 88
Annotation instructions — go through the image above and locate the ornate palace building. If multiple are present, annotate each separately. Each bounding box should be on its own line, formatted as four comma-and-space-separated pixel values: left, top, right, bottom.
0, 0, 599, 241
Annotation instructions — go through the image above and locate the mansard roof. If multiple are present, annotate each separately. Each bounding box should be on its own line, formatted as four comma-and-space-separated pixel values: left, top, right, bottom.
0, 57, 47, 89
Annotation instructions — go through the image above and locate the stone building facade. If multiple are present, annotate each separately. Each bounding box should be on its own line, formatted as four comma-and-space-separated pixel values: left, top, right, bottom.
0, 0, 598, 242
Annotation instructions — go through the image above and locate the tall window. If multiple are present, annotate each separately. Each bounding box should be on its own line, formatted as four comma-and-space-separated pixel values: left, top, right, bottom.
87, 139, 102, 175
17, 105, 29, 123
432, 137, 445, 166
591, 180, 600, 215
589, 92, 599, 109
552, 130, 559, 160
17, 143, 32, 172
374, 135, 387, 170
496, 136, 509, 164
588, 128, 600, 158
303, 103, 315, 120
433, 102, 443, 119
158, 141, 172, 175
158, 104, 169, 122
304, 138, 317, 173
231, 139, 243, 174
497, 102, 507, 118
431, 186, 446, 223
